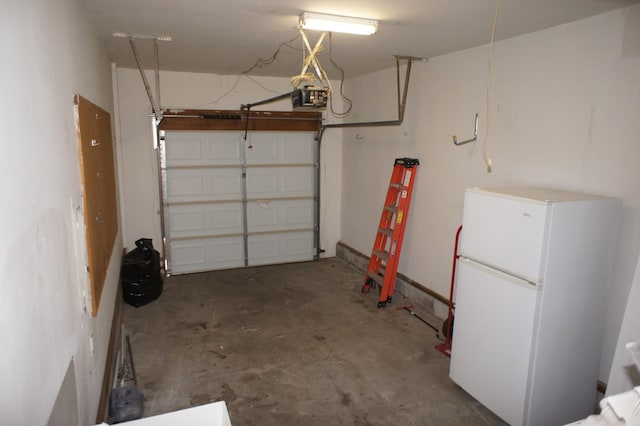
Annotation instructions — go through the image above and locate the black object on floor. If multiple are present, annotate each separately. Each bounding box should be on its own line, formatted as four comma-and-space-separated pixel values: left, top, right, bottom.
109, 384, 144, 423
122, 238, 163, 307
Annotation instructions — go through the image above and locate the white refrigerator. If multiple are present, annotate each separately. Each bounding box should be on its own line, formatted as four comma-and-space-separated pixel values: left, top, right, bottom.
449, 187, 621, 426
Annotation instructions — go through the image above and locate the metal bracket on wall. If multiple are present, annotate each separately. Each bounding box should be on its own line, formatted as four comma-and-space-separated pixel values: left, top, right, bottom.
318, 55, 425, 137
452, 113, 479, 146
114, 32, 171, 123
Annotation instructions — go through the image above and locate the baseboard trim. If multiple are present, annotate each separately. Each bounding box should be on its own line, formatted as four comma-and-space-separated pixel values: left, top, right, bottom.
597, 380, 607, 395
335, 241, 449, 311
96, 257, 123, 423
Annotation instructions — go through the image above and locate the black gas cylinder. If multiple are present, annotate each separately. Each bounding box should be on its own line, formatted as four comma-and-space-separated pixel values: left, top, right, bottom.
121, 238, 163, 307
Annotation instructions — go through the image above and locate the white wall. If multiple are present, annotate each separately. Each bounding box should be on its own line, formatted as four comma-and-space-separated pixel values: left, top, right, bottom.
341, 5, 640, 383
115, 68, 342, 258
0, 0, 120, 424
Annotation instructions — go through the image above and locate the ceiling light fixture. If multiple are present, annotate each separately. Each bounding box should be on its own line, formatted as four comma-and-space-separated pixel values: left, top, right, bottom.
299, 12, 378, 36
112, 32, 172, 41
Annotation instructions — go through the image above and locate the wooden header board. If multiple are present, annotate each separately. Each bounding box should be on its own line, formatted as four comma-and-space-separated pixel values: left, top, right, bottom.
159, 109, 322, 132
74, 95, 118, 316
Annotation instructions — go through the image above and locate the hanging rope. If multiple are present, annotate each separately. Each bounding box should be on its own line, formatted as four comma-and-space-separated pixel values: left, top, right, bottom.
291, 29, 331, 91
482, 0, 501, 173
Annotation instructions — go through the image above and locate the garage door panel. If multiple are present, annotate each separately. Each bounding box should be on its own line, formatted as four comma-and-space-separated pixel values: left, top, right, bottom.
208, 205, 243, 232
168, 203, 243, 239
166, 131, 242, 167
283, 203, 313, 225
169, 236, 244, 274
282, 138, 314, 161
168, 207, 205, 236
167, 168, 242, 203
207, 132, 242, 164
167, 173, 204, 199
248, 231, 314, 266
283, 168, 313, 193
246, 167, 313, 198
162, 129, 317, 274
247, 204, 278, 229
247, 199, 313, 233
283, 234, 313, 255
246, 173, 278, 196
246, 133, 314, 165
168, 136, 202, 162
208, 172, 243, 198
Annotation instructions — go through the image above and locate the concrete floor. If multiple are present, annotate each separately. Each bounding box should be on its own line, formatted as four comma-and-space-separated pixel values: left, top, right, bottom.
123, 258, 506, 425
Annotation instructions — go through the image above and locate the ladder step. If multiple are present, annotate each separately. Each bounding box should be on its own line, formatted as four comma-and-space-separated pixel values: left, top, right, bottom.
378, 227, 393, 237
373, 250, 388, 261
390, 183, 403, 189
384, 205, 398, 213
367, 271, 383, 286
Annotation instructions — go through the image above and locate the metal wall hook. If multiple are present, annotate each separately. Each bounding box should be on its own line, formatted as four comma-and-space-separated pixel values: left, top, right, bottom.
452, 113, 479, 146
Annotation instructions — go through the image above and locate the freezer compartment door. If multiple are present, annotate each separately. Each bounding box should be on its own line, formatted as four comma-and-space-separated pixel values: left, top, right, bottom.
460, 189, 549, 283
450, 258, 541, 426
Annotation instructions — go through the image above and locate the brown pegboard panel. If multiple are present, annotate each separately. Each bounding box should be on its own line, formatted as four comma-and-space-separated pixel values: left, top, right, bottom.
74, 95, 118, 316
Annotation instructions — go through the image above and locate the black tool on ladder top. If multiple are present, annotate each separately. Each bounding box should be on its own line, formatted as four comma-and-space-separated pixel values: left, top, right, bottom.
362, 158, 419, 308
397, 306, 439, 333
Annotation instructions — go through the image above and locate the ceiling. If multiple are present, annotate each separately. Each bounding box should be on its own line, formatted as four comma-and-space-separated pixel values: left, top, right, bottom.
83, 0, 639, 79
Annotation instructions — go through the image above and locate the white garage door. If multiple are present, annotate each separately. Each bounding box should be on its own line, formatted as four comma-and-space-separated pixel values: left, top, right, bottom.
160, 130, 317, 274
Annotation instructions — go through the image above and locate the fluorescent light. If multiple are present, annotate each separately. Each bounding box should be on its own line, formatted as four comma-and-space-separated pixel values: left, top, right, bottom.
112, 32, 172, 41
299, 12, 378, 36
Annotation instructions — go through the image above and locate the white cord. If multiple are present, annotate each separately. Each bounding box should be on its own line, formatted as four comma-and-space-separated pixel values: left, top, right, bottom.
483, 0, 500, 173
194, 34, 300, 107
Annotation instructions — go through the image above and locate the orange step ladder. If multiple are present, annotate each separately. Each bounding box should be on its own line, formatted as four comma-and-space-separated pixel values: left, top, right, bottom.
362, 157, 419, 307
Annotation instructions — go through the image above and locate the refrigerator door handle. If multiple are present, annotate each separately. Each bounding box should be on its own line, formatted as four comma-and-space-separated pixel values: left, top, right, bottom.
458, 257, 541, 290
